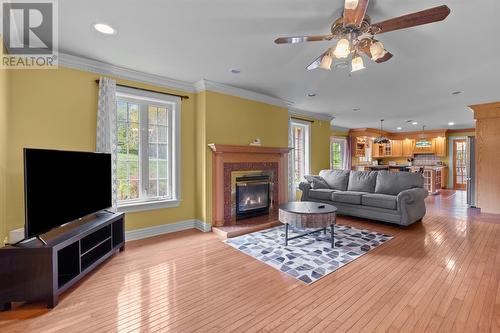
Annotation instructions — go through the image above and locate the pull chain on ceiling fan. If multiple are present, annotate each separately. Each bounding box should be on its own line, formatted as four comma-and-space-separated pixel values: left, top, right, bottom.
274, 1, 451, 73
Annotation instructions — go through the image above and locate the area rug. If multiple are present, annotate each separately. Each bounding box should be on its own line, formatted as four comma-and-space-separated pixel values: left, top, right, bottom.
225, 224, 393, 284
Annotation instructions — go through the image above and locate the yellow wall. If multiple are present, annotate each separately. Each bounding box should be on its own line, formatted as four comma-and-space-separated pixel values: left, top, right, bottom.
331, 129, 349, 137
201, 91, 289, 223
0, 50, 8, 245
194, 91, 207, 223
6, 67, 196, 233
311, 120, 333, 174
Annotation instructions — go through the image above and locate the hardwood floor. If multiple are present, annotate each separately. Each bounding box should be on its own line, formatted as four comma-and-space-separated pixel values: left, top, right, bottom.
1, 190, 499, 332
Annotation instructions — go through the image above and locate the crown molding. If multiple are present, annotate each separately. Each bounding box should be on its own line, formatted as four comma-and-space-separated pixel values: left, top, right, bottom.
58, 53, 196, 93
58, 54, 332, 120
194, 79, 293, 109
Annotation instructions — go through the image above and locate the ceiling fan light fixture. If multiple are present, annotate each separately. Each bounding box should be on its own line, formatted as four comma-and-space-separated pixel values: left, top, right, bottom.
345, 0, 359, 10
333, 38, 350, 59
370, 40, 386, 61
319, 52, 333, 70
351, 54, 365, 72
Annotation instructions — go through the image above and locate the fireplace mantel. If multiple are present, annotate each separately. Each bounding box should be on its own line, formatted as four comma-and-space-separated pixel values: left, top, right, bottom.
208, 144, 291, 155
209, 144, 291, 227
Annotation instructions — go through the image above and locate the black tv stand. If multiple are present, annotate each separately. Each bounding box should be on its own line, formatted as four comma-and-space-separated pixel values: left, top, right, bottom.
0, 212, 125, 309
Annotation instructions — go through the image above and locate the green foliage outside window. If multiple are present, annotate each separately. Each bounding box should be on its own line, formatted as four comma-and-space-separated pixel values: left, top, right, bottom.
331, 142, 342, 169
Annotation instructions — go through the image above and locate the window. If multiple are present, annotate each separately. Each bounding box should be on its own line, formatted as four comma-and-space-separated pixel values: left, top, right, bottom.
330, 137, 347, 170
116, 86, 181, 212
291, 120, 310, 185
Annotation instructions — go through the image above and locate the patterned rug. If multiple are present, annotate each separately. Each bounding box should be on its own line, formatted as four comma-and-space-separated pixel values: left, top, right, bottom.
225, 224, 393, 284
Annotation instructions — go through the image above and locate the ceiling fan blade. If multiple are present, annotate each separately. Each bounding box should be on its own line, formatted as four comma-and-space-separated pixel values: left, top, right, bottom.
358, 38, 393, 63
306, 51, 328, 70
371, 5, 451, 34
274, 35, 334, 44
343, 0, 370, 28
374, 52, 393, 63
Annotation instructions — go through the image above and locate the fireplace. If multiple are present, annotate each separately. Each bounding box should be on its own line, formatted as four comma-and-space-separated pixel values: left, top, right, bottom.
209, 144, 291, 227
235, 174, 271, 220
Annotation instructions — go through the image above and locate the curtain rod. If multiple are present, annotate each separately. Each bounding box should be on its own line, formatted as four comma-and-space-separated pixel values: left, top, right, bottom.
291, 116, 315, 123
94, 80, 189, 100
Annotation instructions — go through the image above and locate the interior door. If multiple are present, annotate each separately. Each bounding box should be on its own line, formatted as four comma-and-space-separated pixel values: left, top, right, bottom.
453, 139, 467, 190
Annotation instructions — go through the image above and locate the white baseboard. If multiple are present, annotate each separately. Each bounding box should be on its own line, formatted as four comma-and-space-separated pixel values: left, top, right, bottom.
125, 219, 211, 241
194, 219, 212, 232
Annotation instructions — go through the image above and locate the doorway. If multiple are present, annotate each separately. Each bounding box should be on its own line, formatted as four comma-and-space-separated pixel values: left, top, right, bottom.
453, 139, 467, 190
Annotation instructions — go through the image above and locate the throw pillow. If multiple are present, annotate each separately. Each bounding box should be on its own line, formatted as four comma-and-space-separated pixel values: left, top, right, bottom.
304, 175, 330, 189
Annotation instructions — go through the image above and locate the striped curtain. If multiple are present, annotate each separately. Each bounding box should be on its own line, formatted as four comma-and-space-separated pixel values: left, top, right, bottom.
288, 116, 296, 201
96, 77, 118, 210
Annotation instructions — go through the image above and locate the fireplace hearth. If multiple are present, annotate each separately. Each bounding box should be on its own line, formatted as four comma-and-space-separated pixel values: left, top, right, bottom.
235, 174, 271, 220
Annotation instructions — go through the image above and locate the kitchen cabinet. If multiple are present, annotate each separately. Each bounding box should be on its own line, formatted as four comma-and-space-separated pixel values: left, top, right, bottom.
384, 144, 392, 156
354, 137, 366, 157
434, 137, 447, 157
372, 143, 382, 158
422, 168, 442, 194
391, 140, 403, 157
402, 139, 415, 157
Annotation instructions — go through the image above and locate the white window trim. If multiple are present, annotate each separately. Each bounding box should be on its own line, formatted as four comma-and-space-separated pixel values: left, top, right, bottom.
115, 86, 181, 213
291, 119, 311, 187
330, 136, 347, 170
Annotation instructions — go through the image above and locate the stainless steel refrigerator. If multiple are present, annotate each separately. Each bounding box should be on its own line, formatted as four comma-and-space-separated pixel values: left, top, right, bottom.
466, 136, 476, 207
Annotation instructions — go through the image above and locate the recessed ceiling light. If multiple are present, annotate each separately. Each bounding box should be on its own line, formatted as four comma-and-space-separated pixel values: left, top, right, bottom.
230, 69, 241, 74
93, 23, 116, 35
448, 122, 455, 126
451, 91, 462, 95
306, 92, 316, 97
352, 108, 360, 111
397, 127, 402, 130
412, 121, 418, 125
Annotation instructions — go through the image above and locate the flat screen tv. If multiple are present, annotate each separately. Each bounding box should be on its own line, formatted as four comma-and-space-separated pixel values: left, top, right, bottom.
24, 148, 112, 239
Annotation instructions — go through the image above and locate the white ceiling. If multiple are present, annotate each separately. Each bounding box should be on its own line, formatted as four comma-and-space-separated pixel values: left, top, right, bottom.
59, 0, 500, 131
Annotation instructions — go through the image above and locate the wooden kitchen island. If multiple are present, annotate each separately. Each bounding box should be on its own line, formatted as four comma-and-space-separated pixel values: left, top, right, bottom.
409, 166, 447, 195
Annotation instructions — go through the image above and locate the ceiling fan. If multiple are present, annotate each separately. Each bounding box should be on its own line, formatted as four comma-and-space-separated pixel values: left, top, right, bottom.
274, 0, 451, 72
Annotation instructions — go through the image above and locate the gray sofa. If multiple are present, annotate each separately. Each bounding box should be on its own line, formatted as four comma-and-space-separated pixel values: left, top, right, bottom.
299, 170, 428, 227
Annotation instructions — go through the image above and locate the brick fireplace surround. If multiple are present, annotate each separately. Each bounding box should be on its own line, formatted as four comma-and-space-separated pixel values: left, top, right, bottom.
208, 144, 291, 227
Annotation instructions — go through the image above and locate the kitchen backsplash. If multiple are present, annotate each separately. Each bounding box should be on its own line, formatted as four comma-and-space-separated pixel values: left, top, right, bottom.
413, 154, 442, 166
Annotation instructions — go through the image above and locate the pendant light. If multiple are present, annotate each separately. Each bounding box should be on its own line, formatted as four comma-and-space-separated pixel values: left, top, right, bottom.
351, 52, 365, 72
374, 119, 390, 144
333, 38, 350, 59
319, 51, 333, 70
370, 40, 386, 61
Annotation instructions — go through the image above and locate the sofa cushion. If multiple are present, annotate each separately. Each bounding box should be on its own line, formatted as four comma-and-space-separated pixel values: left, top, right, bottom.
332, 191, 366, 205
309, 189, 337, 201
375, 171, 424, 196
347, 171, 378, 193
304, 175, 330, 189
319, 169, 350, 191
362, 193, 397, 210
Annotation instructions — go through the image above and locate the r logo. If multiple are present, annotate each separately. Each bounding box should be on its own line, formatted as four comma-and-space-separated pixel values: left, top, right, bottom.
2, 2, 53, 54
